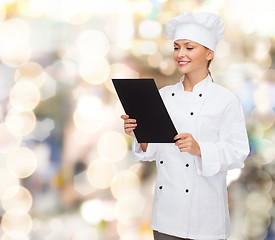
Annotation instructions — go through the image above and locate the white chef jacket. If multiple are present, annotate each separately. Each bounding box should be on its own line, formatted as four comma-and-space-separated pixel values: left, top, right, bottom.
132, 74, 250, 240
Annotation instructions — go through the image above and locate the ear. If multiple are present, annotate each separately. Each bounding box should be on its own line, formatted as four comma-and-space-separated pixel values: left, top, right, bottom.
206, 50, 214, 61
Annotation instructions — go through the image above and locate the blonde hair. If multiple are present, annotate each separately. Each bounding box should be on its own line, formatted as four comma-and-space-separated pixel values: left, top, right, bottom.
207, 58, 214, 82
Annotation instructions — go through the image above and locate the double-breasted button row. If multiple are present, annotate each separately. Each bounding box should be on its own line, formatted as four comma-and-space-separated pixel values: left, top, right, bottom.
159, 186, 189, 193
171, 92, 202, 97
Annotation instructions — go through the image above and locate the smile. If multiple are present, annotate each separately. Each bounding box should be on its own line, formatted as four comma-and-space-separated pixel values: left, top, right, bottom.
178, 61, 190, 66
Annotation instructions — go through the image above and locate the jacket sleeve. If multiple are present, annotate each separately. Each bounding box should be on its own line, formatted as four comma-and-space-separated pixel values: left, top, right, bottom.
132, 137, 158, 162
195, 99, 250, 177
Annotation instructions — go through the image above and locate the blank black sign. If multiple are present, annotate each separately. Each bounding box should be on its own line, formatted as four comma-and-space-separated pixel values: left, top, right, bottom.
112, 78, 178, 143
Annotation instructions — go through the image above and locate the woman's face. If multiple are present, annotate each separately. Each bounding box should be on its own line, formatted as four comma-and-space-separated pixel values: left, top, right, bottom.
173, 39, 213, 75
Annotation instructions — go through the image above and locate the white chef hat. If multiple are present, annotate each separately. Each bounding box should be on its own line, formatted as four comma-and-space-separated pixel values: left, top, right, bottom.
165, 12, 224, 52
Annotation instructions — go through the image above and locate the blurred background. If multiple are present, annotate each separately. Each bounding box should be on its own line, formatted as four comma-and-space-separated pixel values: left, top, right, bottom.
0, 0, 274, 239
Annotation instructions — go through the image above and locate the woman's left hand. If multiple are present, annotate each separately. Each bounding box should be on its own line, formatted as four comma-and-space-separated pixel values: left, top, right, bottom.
174, 133, 201, 157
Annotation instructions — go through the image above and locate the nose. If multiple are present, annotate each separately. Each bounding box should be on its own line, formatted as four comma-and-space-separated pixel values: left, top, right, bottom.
178, 48, 186, 58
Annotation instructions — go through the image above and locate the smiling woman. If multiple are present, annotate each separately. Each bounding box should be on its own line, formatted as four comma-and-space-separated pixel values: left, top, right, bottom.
121, 12, 250, 240
173, 39, 214, 91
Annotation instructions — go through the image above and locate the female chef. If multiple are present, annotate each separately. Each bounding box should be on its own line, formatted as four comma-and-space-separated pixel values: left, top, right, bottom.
121, 12, 250, 240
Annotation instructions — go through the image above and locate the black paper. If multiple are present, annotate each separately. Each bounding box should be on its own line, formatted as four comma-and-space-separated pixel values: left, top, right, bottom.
112, 78, 178, 143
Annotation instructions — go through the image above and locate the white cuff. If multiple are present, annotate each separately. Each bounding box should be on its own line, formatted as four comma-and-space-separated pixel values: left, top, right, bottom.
195, 142, 221, 177
132, 137, 157, 162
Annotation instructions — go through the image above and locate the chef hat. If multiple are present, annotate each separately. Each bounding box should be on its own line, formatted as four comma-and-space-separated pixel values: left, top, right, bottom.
165, 12, 224, 52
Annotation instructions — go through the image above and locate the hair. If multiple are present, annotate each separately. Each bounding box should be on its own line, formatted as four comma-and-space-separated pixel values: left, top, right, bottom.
207, 58, 214, 82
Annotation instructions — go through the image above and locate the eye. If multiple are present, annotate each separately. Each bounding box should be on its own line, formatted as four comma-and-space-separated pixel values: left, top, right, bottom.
187, 47, 193, 50
174, 47, 179, 50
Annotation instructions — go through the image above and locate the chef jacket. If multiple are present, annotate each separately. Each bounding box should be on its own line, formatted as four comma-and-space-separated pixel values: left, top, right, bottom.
132, 74, 250, 240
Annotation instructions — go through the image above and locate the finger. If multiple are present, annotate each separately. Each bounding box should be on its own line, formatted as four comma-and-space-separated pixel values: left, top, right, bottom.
125, 127, 136, 133
175, 140, 183, 146
121, 115, 129, 120
174, 133, 190, 140
178, 142, 191, 149
125, 123, 137, 128
125, 119, 137, 124
179, 145, 190, 152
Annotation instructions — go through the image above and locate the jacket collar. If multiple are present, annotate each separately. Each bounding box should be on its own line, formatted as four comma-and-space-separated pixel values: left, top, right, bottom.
179, 74, 211, 94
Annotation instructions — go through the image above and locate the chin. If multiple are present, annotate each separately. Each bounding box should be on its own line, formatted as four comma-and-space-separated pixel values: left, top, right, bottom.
177, 67, 190, 74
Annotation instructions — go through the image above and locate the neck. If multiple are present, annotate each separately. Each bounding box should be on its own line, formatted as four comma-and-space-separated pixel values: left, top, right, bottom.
183, 70, 208, 92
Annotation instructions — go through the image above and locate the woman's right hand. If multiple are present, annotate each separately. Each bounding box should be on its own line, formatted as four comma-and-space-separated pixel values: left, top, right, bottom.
121, 115, 137, 137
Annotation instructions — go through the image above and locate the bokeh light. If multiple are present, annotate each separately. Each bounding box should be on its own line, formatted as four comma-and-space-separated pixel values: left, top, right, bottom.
0, 0, 274, 239
80, 199, 104, 225
1, 185, 33, 213
139, 20, 162, 39
76, 30, 109, 57
1, 210, 33, 235
5, 109, 36, 136
0, 233, 29, 240
86, 159, 117, 189
73, 96, 106, 133
0, 169, 19, 198
79, 56, 110, 85
97, 131, 128, 162
5, 147, 37, 178
111, 170, 140, 200
9, 81, 40, 111
0, 123, 22, 153
14, 62, 46, 88
115, 192, 146, 224
0, 18, 31, 67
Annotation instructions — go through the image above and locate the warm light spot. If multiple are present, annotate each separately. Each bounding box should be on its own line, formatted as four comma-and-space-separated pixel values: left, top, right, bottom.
246, 192, 273, 212
9, 81, 40, 111
73, 108, 105, 134
71, 227, 99, 240
105, 63, 139, 93
0, 19, 31, 67
5, 109, 36, 136
1, 210, 32, 235
6, 147, 37, 178
1, 43, 31, 68
242, 209, 270, 239
115, 192, 145, 224
15, 62, 45, 88
87, 159, 116, 189
147, 53, 163, 68
160, 58, 176, 75
133, 1, 153, 15
0, 232, 29, 240
0, 169, 19, 198
111, 170, 140, 200
77, 30, 109, 57
259, 139, 275, 165
138, 20, 162, 39
1, 185, 33, 213
0, 5, 6, 21
97, 131, 128, 162
77, 96, 102, 120
79, 56, 110, 85
80, 199, 104, 224
0, 123, 22, 153
18, 0, 44, 17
